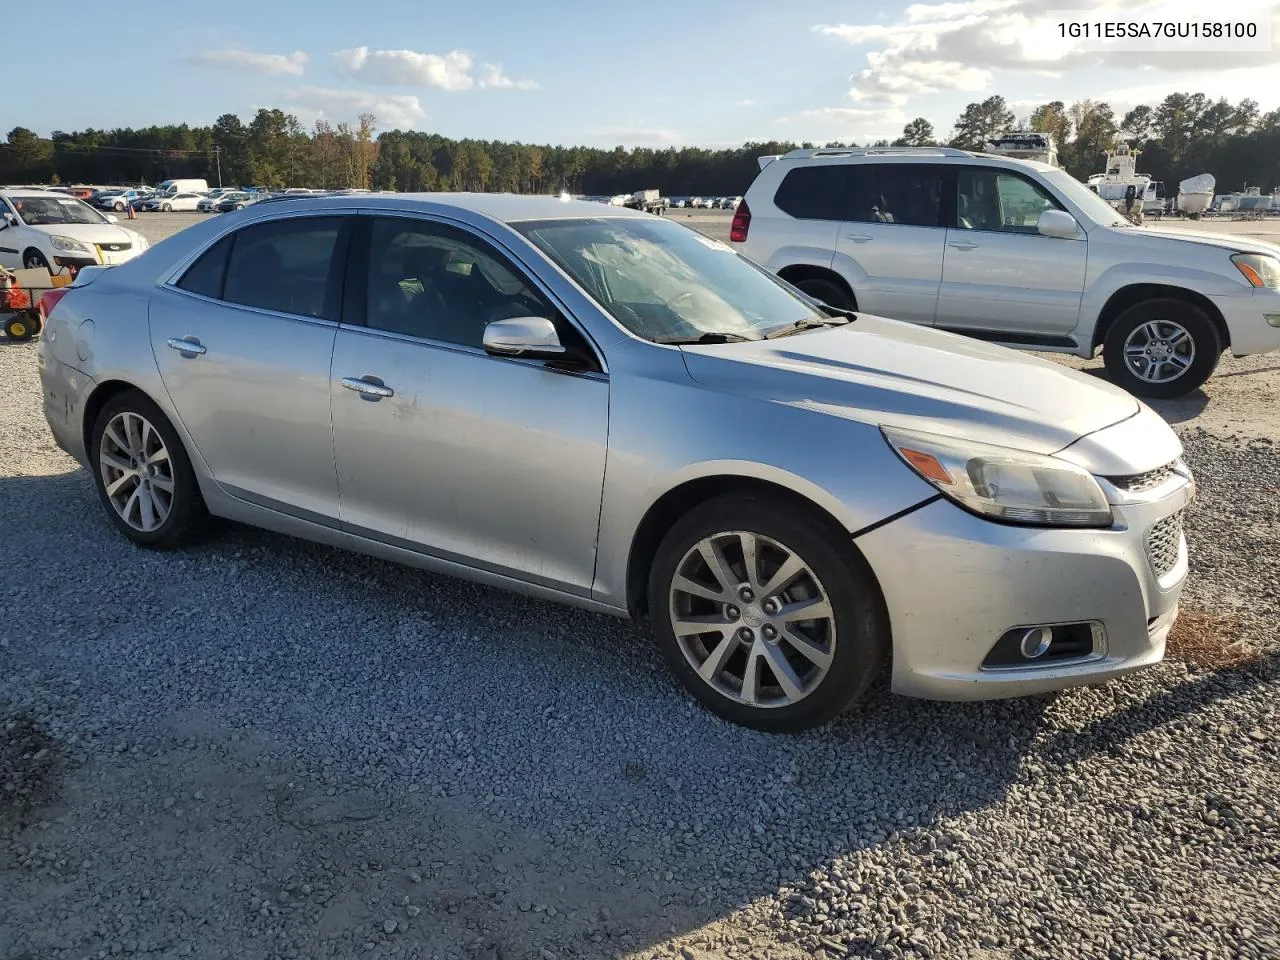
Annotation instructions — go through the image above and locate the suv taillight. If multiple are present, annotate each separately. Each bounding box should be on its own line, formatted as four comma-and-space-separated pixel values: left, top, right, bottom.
37, 288, 70, 320
729, 201, 751, 242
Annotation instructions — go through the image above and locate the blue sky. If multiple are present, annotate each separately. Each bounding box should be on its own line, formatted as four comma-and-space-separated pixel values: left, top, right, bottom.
4, 0, 1278, 146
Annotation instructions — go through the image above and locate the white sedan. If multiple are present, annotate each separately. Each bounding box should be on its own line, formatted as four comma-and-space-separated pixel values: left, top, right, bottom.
0, 190, 148, 275
139, 192, 205, 212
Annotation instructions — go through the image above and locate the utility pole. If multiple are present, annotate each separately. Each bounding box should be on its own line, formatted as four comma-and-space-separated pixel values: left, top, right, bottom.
214, 146, 222, 187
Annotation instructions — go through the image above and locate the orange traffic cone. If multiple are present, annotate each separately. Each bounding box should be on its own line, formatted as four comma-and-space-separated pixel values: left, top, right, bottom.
127, 202, 137, 220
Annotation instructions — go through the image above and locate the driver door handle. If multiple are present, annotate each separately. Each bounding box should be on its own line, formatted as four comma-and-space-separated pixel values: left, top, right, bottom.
844, 234, 873, 243
947, 240, 980, 251
341, 376, 394, 400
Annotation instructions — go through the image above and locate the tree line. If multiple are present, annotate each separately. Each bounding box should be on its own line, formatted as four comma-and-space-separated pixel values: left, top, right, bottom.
3, 92, 1278, 197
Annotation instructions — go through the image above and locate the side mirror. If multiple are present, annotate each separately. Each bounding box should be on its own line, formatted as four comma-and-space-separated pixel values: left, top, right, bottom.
105, 214, 119, 224
0, 212, 16, 229
1038, 209, 1080, 239
483, 316, 567, 360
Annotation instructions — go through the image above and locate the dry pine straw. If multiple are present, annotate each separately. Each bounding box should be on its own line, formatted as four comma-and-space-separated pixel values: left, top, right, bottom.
1166, 608, 1256, 670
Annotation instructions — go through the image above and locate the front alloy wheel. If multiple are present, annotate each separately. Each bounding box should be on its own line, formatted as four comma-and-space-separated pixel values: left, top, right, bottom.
648, 494, 888, 731
669, 531, 835, 708
1103, 297, 1220, 399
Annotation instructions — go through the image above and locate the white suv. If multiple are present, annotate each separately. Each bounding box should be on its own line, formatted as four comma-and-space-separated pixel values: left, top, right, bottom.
734, 147, 1280, 397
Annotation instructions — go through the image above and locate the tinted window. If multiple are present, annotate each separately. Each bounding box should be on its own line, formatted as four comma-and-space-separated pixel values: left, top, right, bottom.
177, 235, 232, 299
848, 165, 944, 227
773, 166, 851, 220
956, 168, 1061, 233
222, 217, 343, 319
365, 217, 557, 349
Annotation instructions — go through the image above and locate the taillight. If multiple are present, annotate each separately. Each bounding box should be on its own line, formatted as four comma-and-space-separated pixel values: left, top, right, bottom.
729, 201, 751, 242
37, 288, 70, 320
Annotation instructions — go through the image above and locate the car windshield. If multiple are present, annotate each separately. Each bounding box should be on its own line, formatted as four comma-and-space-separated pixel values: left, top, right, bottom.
11, 196, 106, 226
514, 217, 826, 342
1041, 169, 1129, 227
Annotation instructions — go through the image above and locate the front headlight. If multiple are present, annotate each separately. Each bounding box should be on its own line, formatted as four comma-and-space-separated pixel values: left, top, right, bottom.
49, 235, 91, 254
882, 427, 1113, 527
1231, 253, 1280, 289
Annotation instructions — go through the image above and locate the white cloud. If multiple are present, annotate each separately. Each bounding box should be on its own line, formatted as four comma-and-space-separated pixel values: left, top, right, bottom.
477, 63, 539, 91
736, 99, 758, 107
333, 46, 474, 90
815, 0, 1280, 105
591, 125, 682, 144
786, 105, 909, 141
284, 87, 425, 129
190, 48, 308, 76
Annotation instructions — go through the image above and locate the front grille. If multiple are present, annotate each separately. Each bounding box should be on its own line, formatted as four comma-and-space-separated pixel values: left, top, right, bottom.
96, 242, 131, 253
1146, 511, 1184, 578
1109, 461, 1177, 493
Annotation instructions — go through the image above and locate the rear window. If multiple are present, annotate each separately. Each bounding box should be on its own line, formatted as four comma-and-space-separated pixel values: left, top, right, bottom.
177, 235, 232, 299
772, 165, 851, 220
848, 165, 945, 228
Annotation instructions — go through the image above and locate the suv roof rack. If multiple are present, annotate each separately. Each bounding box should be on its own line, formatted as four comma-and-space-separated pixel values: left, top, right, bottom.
778, 147, 976, 160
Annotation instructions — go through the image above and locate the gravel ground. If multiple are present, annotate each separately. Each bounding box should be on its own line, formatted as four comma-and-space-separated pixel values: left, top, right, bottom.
2, 223, 1280, 960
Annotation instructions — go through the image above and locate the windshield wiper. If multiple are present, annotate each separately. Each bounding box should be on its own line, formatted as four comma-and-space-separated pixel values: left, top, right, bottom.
655, 331, 759, 345
764, 316, 850, 339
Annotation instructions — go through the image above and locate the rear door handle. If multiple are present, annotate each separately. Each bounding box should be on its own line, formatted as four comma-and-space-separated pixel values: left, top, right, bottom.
947, 240, 979, 251
845, 234, 873, 243
166, 336, 206, 357
341, 376, 394, 400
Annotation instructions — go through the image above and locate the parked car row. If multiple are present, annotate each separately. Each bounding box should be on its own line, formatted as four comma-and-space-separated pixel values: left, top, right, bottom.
671, 196, 741, 209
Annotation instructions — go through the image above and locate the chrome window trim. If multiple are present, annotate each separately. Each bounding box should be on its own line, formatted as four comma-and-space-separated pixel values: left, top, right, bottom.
159, 284, 341, 330
352, 208, 610, 376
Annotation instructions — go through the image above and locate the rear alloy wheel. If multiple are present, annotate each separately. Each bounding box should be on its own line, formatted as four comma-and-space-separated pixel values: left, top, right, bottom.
91, 391, 208, 548
114, 201, 125, 211
162, 202, 172, 212
648, 494, 887, 731
795, 277, 854, 311
1103, 298, 1220, 398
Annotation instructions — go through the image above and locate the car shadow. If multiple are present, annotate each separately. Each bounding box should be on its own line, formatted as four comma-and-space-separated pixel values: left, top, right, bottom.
0, 468, 1263, 957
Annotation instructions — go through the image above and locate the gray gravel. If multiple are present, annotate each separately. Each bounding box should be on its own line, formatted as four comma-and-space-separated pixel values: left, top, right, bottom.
3, 313, 1280, 959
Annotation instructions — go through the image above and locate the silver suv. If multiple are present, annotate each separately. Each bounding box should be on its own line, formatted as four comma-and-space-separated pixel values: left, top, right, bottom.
735, 147, 1280, 398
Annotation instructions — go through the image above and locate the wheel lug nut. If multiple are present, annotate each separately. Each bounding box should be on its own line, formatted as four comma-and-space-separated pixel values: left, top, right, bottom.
738, 587, 754, 602
737, 627, 754, 642
725, 606, 740, 621
763, 624, 777, 640
763, 599, 779, 615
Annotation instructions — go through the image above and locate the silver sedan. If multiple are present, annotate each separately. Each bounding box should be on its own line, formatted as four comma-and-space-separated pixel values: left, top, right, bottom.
38, 194, 1194, 731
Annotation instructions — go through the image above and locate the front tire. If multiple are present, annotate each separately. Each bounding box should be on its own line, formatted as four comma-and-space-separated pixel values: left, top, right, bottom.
113, 201, 125, 211
90, 391, 208, 548
1103, 298, 1221, 399
161, 202, 172, 212
647, 494, 888, 732
23, 249, 49, 271
795, 277, 854, 311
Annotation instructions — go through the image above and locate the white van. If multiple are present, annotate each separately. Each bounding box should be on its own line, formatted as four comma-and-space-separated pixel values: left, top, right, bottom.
155, 178, 209, 196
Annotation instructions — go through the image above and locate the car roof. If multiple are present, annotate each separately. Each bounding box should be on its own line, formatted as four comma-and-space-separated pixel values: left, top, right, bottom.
0, 189, 76, 199
253, 192, 656, 224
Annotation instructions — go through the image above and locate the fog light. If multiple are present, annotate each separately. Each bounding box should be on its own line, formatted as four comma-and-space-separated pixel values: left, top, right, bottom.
1019, 626, 1053, 659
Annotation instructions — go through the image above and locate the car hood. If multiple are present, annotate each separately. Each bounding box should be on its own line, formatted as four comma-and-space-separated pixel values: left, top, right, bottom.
679, 315, 1142, 459
27, 222, 140, 245
1108, 224, 1280, 256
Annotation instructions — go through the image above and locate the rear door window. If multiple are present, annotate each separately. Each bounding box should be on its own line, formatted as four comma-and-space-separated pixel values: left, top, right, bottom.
847, 164, 945, 227
221, 217, 345, 319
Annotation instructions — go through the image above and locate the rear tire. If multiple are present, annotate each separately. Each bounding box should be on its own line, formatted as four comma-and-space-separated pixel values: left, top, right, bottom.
113, 201, 125, 211
162, 202, 172, 212
1103, 298, 1220, 399
90, 390, 209, 549
647, 493, 888, 732
794, 277, 855, 311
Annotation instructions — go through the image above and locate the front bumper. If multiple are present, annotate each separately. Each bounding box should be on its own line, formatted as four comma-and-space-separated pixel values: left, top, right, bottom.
857, 478, 1193, 700
1209, 288, 1280, 356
